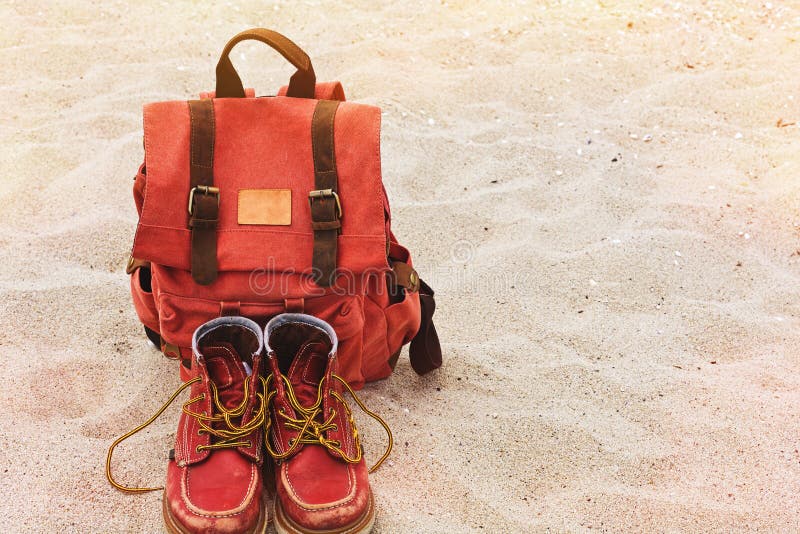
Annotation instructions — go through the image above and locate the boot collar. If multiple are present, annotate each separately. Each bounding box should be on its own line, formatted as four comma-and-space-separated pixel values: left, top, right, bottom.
265, 313, 338, 356
193, 316, 263, 363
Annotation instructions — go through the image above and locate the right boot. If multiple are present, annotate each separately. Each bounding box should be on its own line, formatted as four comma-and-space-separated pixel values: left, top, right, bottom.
262, 313, 394, 534
107, 316, 269, 534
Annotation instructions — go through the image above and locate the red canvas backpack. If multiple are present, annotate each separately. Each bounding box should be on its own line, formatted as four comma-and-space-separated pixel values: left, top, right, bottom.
126, 28, 441, 388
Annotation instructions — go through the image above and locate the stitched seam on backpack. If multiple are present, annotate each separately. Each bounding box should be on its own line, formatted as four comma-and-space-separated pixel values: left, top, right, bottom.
329, 102, 337, 173
135, 222, 387, 240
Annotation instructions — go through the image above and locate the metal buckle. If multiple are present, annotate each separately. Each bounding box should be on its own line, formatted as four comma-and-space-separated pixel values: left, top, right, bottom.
125, 255, 149, 275
408, 269, 420, 292
308, 189, 342, 219
188, 185, 220, 215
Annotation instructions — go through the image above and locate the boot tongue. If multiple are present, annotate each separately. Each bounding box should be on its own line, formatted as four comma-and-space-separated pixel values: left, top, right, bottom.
287, 341, 330, 408
203, 342, 250, 410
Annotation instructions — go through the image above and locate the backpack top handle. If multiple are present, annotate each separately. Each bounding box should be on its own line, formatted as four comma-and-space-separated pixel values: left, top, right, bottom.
215, 28, 316, 99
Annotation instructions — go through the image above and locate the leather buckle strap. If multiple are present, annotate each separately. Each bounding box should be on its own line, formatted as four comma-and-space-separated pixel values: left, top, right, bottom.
188, 100, 218, 286
309, 100, 341, 287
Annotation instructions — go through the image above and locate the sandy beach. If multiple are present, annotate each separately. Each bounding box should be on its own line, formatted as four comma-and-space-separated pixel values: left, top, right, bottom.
2, 0, 799, 531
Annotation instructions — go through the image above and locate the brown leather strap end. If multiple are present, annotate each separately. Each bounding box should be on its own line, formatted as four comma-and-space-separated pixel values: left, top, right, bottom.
311, 227, 338, 287
190, 228, 218, 285
409, 279, 442, 375
190, 194, 219, 285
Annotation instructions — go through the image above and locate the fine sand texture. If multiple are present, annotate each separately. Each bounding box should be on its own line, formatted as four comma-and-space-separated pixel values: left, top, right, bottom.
2, 1, 800, 532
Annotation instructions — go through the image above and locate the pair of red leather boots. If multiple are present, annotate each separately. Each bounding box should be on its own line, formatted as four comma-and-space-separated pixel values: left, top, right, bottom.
108, 314, 391, 534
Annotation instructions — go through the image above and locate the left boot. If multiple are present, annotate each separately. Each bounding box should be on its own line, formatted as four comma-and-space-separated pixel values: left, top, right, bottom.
107, 316, 269, 534
262, 313, 393, 534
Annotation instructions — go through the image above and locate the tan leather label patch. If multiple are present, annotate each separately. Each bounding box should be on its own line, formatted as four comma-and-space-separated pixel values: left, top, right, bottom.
237, 189, 292, 225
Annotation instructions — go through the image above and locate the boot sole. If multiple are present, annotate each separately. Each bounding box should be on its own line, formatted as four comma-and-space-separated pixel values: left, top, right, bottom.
273, 490, 375, 534
162, 490, 268, 534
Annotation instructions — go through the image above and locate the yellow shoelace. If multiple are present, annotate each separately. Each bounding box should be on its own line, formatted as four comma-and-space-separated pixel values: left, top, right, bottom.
106, 370, 393, 493
106, 374, 265, 493
262, 373, 393, 473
